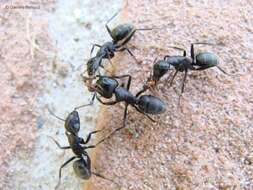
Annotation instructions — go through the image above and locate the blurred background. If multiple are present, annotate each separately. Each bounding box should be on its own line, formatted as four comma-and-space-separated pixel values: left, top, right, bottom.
0, 0, 252, 190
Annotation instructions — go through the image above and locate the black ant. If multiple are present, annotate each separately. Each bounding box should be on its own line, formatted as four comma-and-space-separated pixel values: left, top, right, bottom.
84, 2, 154, 88
48, 108, 119, 189
140, 42, 229, 95
76, 74, 166, 141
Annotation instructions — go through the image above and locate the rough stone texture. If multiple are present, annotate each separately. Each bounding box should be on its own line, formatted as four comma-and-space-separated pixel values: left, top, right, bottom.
91, 0, 253, 190
0, 0, 122, 189
0, 1, 55, 189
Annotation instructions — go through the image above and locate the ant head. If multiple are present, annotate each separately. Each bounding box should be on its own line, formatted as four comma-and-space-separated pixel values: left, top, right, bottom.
87, 57, 101, 76
65, 111, 80, 135
153, 60, 170, 81
95, 76, 118, 99
73, 155, 91, 180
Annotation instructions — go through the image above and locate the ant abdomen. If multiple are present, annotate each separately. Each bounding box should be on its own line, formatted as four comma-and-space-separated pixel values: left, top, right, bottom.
111, 23, 135, 42
196, 52, 218, 68
137, 95, 166, 114
73, 158, 91, 180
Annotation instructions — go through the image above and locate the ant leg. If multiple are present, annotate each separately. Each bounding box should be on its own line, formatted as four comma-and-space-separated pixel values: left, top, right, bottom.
92, 171, 120, 188
136, 28, 153, 31
122, 104, 129, 127
195, 64, 230, 75
216, 65, 230, 75
49, 136, 70, 149
181, 70, 188, 94
191, 42, 215, 62
167, 46, 187, 56
117, 27, 156, 48
82, 129, 103, 144
135, 88, 147, 98
132, 105, 156, 122
95, 104, 129, 146
125, 47, 140, 64
118, 47, 140, 64
96, 96, 118, 105
90, 44, 101, 57
47, 107, 65, 122
105, 1, 128, 38
169, 70, 179, 87
136, 24, 168, 31
84, 145, 96, 149
177, 70, 188, 106
164, 55, 170, 60
74, 93, 96, 110
190, 43, 195, 61
55, 156, 76, 189
125, 74, 132, 91
193, 63, 215, 70
105, 12, 121, 38
111, 74, 132, 90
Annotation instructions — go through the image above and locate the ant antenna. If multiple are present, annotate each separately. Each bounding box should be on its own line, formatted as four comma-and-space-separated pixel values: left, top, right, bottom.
47, 107, 65, 122
74, 93, 96, 110
106, 0, 129, 25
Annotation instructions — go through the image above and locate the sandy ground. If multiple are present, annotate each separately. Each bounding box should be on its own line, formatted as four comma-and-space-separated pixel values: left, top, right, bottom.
91, 0, 253, 190
0, 0, 253, 190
